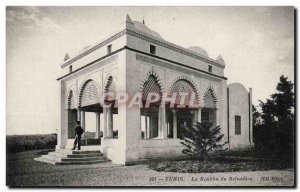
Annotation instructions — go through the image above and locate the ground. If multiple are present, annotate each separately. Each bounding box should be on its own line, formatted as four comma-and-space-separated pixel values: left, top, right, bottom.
6, 151, 294, 187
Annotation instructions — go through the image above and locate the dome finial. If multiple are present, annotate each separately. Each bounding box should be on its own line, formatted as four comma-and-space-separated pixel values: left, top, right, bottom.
216, 54, 225, 64
126, 14, 133, 24
64, 53, 70, 61
216, 54, 224, 61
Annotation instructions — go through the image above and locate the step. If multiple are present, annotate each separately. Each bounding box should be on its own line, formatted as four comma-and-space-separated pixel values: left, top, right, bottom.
71, 150, 101, 154
55, 159, 109, 165
34, 157, 57, 165
41, 154, 62, 161
61, 156, 106, 162
43, 153, 105, 162
48, 152, 68, 158
35, 156, 108, 165
49, 151, 102, 158
66, 153, 103, 158
34, 149, 109, 165
56, 149, 101, 155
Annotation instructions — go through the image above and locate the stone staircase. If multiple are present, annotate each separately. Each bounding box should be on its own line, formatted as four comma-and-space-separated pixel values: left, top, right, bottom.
34, 149, 109, 165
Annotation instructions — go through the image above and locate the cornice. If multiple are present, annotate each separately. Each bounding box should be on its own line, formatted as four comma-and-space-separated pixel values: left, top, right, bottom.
57, 46, 227, 81
61, 29, 225, 69
61, 30, 126, 68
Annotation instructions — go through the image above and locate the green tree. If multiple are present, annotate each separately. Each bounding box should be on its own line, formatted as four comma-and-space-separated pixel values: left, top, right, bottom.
180, 121, 224, 160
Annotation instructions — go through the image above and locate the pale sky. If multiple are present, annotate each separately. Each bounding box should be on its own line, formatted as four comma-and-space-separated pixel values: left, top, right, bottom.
6, 6, 294, 135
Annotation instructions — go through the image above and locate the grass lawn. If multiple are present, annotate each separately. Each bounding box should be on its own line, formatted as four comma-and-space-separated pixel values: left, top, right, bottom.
148, 157, 294, 173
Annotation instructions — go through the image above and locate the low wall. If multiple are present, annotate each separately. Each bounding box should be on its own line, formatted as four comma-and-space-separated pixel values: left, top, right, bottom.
125, 138, 185, 164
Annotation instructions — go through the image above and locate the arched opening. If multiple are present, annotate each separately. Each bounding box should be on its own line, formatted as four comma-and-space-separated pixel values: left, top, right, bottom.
167, 79, 200, 139
140, 74, 162, 139
202, 88, 217, 126
78, 79, 102, 145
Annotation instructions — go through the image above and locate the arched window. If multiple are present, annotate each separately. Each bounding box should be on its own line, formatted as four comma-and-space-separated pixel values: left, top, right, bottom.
141, 74, 162, 139
202, 88, 217, 125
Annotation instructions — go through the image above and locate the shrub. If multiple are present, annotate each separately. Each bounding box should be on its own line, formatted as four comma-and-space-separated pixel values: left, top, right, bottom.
6, 134, 57, 154
180, 121, 224, 160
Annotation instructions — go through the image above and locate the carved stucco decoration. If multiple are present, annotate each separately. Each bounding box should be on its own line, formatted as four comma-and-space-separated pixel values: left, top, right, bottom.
168, 76, 200, 106
67, 90, 76, 109
140, 68, 164, 100
203, 86, 218, 109
141, 75, 163, 102
78, 79, 100, 107
104, 75, 117, 102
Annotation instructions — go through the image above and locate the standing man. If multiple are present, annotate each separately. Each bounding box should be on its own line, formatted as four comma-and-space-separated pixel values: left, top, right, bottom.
72, 121, 84, 150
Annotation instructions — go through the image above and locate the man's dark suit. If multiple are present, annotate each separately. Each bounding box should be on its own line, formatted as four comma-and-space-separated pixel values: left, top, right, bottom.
72, 125, 84, 150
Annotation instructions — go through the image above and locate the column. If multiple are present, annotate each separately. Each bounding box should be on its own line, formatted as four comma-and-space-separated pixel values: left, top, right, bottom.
107, 107, 113, 138
103, 107, 107, 138
95, 113, 101, 139
81, 111, 85, 130
158, 106, 167, 139
158, 109, 162, 138
56, 81, 68, 149
147, 117, 150, 138
162, 106, 167, 139
145, 116, 148, 139
173, 109, 177, 139
81, 111, 85, 139
77, 109, 81, 121
197, 108, 202, 122
192, 110, 198, 125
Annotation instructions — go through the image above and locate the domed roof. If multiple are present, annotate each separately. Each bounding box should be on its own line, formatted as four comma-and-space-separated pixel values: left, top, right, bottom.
133, 21, 164, 40
187, 46, 209, 57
